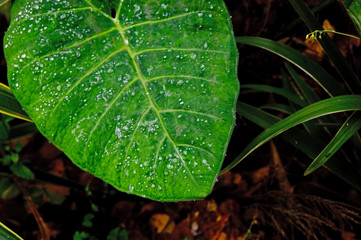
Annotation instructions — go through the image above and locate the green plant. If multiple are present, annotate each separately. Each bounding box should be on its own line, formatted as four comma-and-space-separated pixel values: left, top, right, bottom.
1, 0, 361, 204
228, 0, 361, 190
73, 226, 128, 240
0, 221, 23, 240
3, 0, 239, 201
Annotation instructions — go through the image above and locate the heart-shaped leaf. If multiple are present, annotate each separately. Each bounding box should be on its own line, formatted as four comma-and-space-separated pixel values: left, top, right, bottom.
4, 0, 239, 201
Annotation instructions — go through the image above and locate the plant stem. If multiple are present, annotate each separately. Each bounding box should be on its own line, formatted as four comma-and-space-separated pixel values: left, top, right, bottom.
289, 0, 361, 93
14, 179, 51, 240
307, 30, 361, 41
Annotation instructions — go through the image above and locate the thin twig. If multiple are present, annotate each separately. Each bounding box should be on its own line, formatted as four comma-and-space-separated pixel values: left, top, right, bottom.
14, 179, 51, 240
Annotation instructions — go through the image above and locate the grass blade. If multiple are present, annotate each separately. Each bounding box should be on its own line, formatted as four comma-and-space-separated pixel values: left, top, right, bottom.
0, 222, 23, 240
222, 95, 361, 173
284, 63, 320, 104
236, 37, 345, 96
284, 63, 337, 139
304, 111, 361, 175
289, 0, 361, 93
0, 83, 31, 122
230, 102, 361, 190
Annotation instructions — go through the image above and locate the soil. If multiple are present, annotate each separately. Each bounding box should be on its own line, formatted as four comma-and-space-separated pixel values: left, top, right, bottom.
1, 1, 361, 239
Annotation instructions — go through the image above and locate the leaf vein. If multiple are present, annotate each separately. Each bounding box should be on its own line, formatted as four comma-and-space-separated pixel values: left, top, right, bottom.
159, 109, 221, 120
81, 77, 140, 163
135, 48, 228, 56
120, 107, 152, 184
115, 22, 202, 193
146, 75, 219, 84
46, 47, 126, 128
14, 7, 92, 24
84, 0, 113, 20
18, 27, 118, 75
123, 10, 223, 30
152, 136, 167, 184
175, 143, 216, 159
115, 0, 124, 19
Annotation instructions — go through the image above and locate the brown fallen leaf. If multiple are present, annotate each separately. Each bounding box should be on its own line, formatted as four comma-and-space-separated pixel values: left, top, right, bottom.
207, 199, 218, 212
150, 213, 175, 234
342, 231, 356, 240
217, 232, 228, 240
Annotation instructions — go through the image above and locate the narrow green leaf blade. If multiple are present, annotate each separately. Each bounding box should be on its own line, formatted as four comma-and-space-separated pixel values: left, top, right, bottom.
0, 222, 23, 240
231, 101, 361, 190
4, 1, 239, 201
305, 111, 361, 175
223, 95, 361, 172
236, 36, 345, 97
284, 63, 320, 104
343, 0, 361, 36
0, 83, 31, 122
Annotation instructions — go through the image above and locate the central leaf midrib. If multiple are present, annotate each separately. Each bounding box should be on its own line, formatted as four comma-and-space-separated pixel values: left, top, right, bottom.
113, 20, 202, 193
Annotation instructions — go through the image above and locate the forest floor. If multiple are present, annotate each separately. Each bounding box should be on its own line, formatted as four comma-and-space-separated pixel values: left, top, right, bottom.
1, 0, 361, 239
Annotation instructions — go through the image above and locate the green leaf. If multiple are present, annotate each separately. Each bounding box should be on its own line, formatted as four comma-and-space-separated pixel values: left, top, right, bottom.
231, 102, 361, 190
10, 163, 35, 179
222, 95, 361, 173
343, 0, 361, 36
73, 231, 95, 240
3, 155, 12, 165
284, 63, 320, 104
0, 178, 20, 199
236, 37, 345, 97
0, 116, 11, 144
45, 189, 66, 205
82, 213, 94, 228
0, 83, 31, 122
14, 142, 22, 153
283, 63, 334, 140
4, 1, 239, 201
304, 111, 361, 175
0, 222, 23, 240
107, 228, 128, 240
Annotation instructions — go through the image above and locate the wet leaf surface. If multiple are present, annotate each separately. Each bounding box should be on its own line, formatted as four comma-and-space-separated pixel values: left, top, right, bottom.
4, 0, 239, 201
